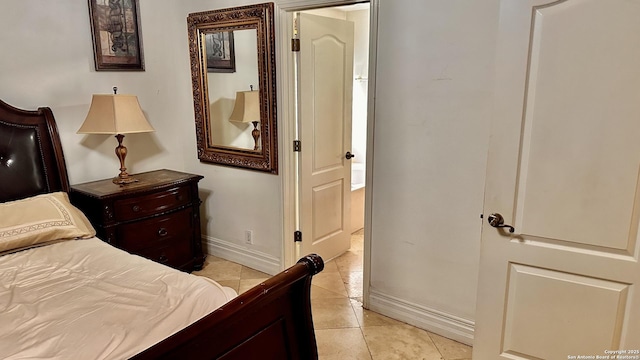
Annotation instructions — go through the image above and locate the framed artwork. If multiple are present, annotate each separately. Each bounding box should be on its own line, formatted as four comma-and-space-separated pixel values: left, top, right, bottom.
88, 0, 144, 71
205, 31, 236, 73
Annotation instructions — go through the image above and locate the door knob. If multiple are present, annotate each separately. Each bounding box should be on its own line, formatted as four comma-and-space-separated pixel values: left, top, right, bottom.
487, 213, 515, 233
345, 151, 355, 160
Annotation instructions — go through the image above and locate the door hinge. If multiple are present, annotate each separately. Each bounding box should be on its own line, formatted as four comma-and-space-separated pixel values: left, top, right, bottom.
293, 140, 301, 152
291, 38, 300, 52
294, 230, 302, 242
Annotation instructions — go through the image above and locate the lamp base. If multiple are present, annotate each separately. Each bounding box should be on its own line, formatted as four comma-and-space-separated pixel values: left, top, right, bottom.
251, 121, 260, 151
112, 174, 139, 185
113, 134, 138, 185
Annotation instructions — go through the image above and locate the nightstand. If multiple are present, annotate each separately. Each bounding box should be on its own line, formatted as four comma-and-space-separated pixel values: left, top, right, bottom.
69, 169, 205, 272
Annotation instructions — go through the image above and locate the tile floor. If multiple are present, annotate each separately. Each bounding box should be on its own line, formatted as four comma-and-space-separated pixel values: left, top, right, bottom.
193, 229, 472, 360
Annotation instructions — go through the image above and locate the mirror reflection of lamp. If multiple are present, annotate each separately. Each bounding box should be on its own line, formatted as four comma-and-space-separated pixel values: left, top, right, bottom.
229, 86, 260, 150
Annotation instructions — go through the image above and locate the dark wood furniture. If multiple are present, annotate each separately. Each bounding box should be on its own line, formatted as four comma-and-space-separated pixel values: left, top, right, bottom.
0, 98, 323, 359
70, 169, 205, 272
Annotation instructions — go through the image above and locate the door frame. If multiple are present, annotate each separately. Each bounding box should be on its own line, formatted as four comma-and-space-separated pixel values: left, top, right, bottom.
277, 0, 380, 308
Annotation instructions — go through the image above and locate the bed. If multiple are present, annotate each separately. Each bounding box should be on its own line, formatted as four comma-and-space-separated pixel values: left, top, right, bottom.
0, 98, 323, 359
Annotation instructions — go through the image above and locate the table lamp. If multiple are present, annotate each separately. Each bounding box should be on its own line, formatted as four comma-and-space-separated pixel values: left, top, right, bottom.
78, 87, 154, 185
229, 86, 260, 150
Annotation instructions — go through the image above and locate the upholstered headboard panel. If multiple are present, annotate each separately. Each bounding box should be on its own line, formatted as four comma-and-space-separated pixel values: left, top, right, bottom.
0, 99, 69, 202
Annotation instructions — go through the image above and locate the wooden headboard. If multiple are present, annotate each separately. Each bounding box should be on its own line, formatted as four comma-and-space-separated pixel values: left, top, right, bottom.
0, 99, 69, 202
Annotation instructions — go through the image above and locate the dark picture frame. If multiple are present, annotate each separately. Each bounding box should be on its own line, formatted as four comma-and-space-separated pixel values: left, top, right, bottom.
205, 31, 236, 73
88, 0, 144, 71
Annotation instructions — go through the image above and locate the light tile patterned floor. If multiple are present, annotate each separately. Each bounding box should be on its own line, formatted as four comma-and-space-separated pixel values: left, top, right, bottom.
194, 229, 472, 360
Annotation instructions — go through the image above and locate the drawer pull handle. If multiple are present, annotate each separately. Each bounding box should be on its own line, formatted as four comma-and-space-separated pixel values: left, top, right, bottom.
158, 254, 169, 263
158, 228, 168, 237
176, 194, 184, 201
132, 205, 141, 212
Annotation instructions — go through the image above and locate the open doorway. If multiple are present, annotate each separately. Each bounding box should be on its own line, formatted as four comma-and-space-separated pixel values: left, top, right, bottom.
297, 3, 370, 306
279, 0, 372, 293
297, 0, 370, 285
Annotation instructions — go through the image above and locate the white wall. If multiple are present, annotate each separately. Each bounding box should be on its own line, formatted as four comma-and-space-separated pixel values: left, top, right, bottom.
172, 0, 285, 275
0, 0, 186, 184
0, 0, 284, 275
367, 0, 499, 343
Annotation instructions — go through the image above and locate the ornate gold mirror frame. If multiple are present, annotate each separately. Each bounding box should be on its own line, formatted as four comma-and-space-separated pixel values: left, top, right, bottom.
187, 3, 277, 174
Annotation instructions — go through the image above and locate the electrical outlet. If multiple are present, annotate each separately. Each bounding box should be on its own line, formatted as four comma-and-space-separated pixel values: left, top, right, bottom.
245, 230, 253, 245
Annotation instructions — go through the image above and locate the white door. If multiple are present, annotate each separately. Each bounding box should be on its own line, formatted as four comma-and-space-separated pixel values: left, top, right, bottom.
474, 1, 640, 358
298, 12, 354, 261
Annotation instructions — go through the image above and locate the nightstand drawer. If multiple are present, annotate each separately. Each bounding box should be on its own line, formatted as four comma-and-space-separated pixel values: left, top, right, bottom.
119, 208, 192, 252
114, 185, 192, 221
136, 240, 192, 268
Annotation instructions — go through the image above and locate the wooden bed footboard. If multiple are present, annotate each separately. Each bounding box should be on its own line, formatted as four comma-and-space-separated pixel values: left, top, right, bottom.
132, 254, 324, 360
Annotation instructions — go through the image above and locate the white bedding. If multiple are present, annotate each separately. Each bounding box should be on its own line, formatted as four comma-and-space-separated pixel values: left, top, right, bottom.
0, 238, 236, 360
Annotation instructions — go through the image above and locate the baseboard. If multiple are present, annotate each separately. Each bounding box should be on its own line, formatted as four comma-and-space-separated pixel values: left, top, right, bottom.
201, 236, 282, 276
368, 289, 475, 346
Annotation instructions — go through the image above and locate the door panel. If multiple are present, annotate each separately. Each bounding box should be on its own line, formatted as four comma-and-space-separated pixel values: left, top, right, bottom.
312, 179, 345, 251
299, 12, 354, 261
515, 0, 640, 250
502, 264, 628, 359
474, 0, 640, 358
312, 36, 347, 171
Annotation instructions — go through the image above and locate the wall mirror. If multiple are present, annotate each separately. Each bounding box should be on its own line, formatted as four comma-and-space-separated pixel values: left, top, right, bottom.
187, 3, 277, 174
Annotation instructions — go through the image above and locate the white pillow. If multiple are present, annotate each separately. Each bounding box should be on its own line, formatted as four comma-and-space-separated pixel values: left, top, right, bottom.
0, 192, 96, 253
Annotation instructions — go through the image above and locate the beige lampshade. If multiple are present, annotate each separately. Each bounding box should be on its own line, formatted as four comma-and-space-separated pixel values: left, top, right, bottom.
229, 90, 260, 123
77, 94, 155, 134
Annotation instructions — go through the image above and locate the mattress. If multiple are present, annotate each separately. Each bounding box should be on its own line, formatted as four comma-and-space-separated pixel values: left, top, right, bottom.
0, 238, 236, 360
